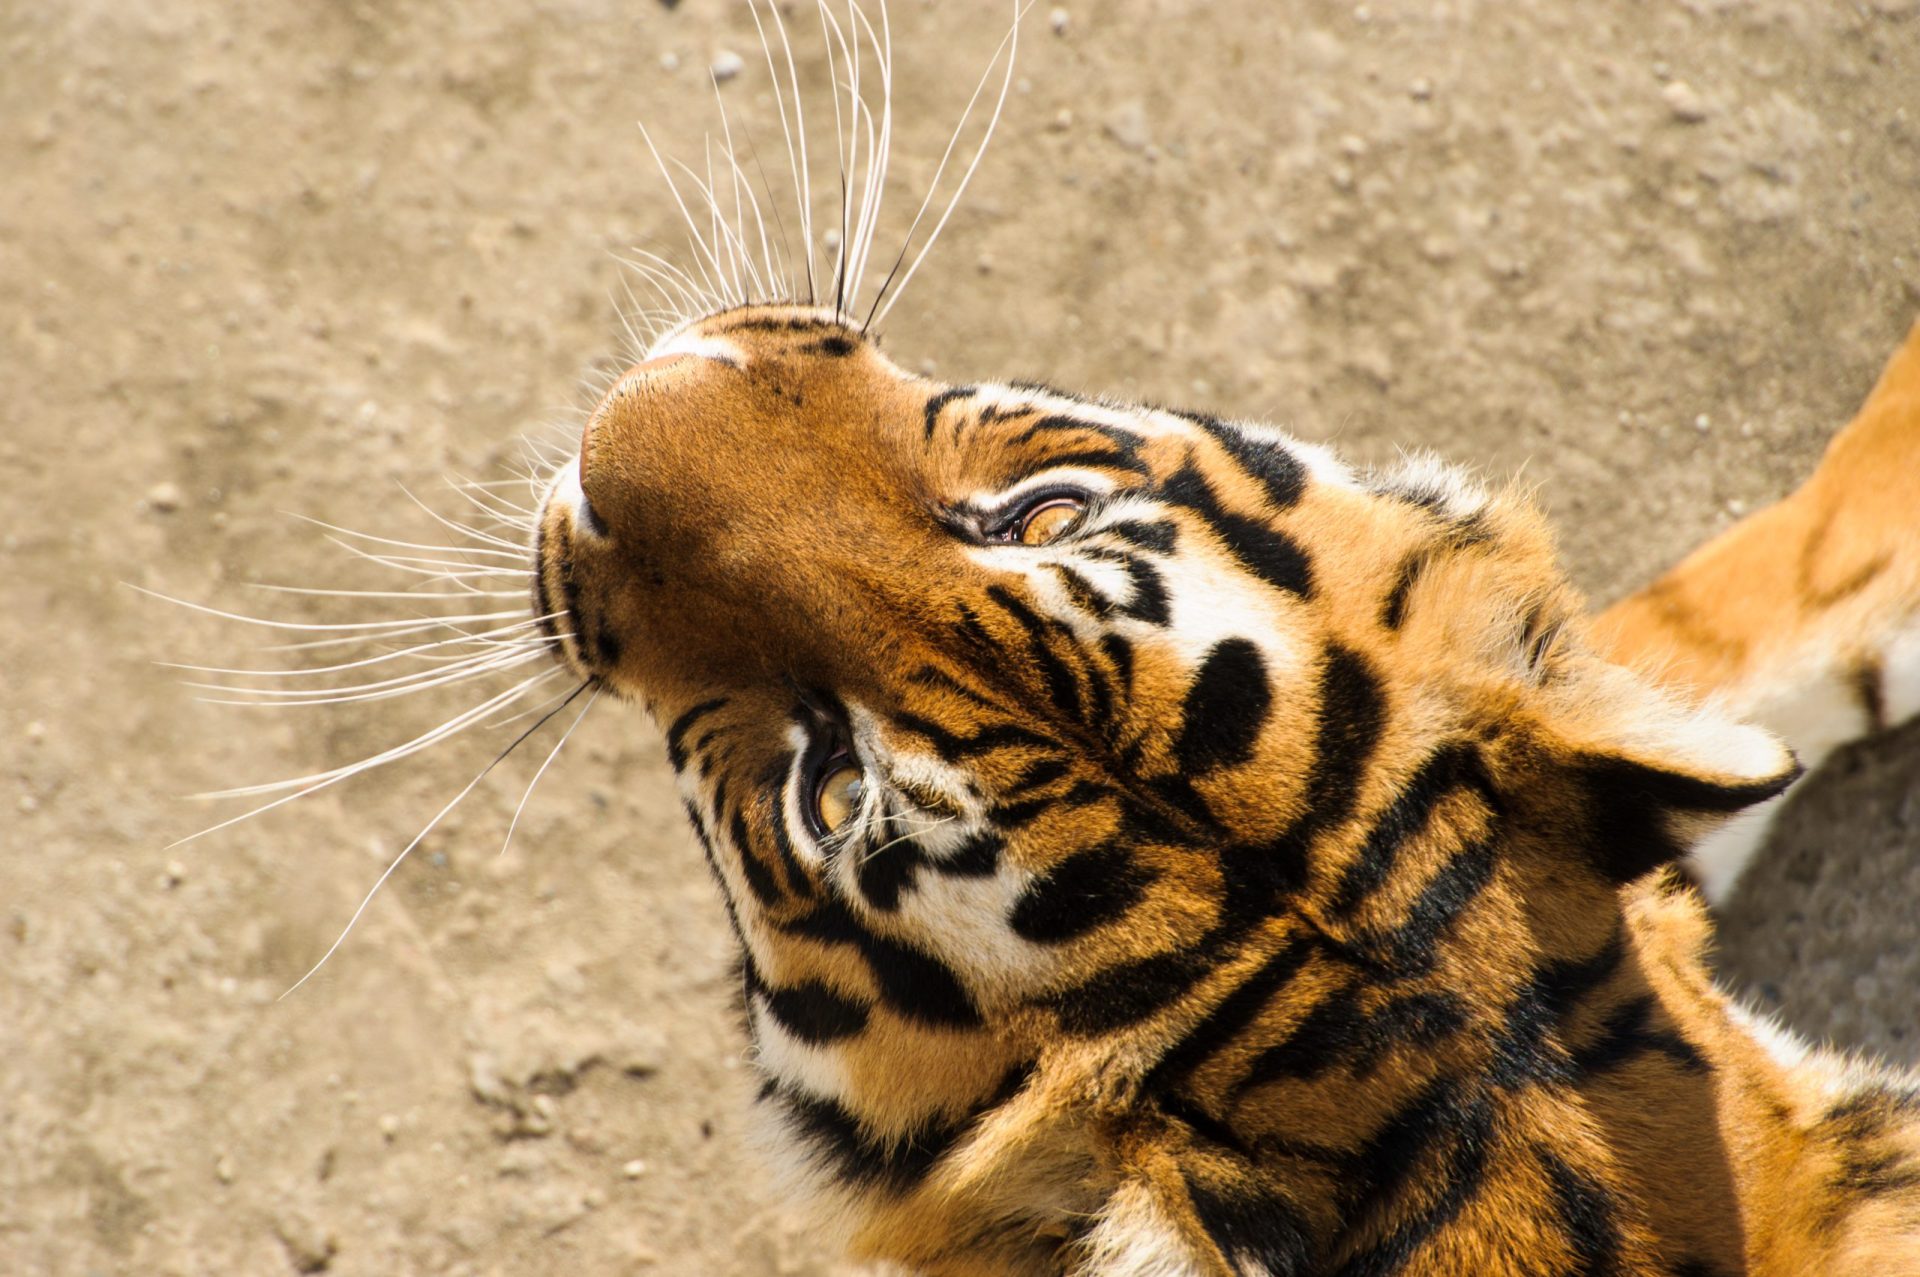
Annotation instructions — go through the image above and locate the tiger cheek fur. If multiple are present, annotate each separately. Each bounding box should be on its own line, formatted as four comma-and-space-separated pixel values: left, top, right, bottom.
515, 300, 1920, 1277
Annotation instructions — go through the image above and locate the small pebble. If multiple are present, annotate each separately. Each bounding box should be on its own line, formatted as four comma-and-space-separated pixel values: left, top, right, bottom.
1103, 100, 1150, 152
378, 1113, 401, 1141
1726, 497, 1748, 516
1048, 7, 1070, 35
1694, 413, 1711, 432
147, 481, 185, 513
24, 721, 45, 744
709, 50, 744, 83
622, 1158, 649, 1179
18, 794, 39, 815
215, 1154, 235, 1185
161, 860, 187, 890
658, 51, 680, 74
1048, 107, 1074, 132
1410, 77, 1434, 101
1662, 80, 1709, 123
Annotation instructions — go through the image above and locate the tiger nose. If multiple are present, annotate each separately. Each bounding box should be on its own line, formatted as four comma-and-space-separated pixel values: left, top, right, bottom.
579, 352, 699, 463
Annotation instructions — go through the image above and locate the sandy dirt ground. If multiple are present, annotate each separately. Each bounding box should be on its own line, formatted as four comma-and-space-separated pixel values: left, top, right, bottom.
3, 1, 1918, 1273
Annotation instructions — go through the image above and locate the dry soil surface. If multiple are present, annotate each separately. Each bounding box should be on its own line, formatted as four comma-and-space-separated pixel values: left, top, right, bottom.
3, 1, 1918, 1273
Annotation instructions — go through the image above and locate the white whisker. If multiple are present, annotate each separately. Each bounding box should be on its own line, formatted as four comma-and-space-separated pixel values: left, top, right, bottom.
398, 483, 532, 553
290, 513, 529, 560
499, 683, 601, 860
257, 614, 556, 657
172, 668, 562, 848
244, 585, 527, 601
184, 650, 542, 706
277, 675, 589, 999
131, 585, 523, 636
753, 0, 817, 303
872, 1, 1027, 328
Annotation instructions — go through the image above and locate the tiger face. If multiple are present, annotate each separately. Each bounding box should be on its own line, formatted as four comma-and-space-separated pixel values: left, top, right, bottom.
530, 301, 1800, 1229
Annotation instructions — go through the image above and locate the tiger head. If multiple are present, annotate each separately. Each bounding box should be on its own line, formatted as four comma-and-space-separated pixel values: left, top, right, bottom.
531, 301, 1798, 1242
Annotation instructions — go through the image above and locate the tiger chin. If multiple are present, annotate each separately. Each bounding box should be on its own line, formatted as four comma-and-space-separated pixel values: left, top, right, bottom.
522, 301, 1920, 1275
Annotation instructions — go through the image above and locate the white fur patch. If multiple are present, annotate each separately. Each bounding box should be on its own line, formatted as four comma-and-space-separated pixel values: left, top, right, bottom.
644, 328, 745, 368
1370, 450, 1490, 521
750, 997, 855, 1101
1688, 798, 1786, 906
1073, 1179, 1214, 1277
1880, 617, 1920, 726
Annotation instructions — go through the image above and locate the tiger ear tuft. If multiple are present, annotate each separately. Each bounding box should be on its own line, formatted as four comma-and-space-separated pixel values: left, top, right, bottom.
1572, 745, 1801, 884
1551, 661, 1801, 883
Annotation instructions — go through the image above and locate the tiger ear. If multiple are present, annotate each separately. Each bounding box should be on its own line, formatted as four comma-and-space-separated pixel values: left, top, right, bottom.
1547, 661, 1802, 884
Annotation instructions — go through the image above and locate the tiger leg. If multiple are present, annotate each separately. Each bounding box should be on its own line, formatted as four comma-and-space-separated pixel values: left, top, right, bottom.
1592, 317, 1920, 902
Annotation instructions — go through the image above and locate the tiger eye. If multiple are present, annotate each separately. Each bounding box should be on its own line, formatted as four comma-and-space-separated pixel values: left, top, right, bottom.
1017, 497, 1086, 546
814, 762, 865, 835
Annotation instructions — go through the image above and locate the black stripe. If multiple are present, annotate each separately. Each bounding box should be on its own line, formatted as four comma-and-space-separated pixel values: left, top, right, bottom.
1162, 463, 1314, 598
1380, 551, 1427, 631
987, 584, 1083, 721
923, 385, 977, 440
1047, 563, 1114, 618
1218, 646, 1386, 930
1005, 757, 1072, 796
1487, 929, 1626, 1089
1105, 518, 1177, 554
1012, 414, 1144, 457
1361, 838, 1497, 978
1572, 995, 1708, 1076
1198, 417, 1308, 510
891, 710, 1058, 762
1540, 1149, 1624, 1276
1329, 1084, 1494, 1277
1175, 638, 1273, 774
1182, 1170, 1314, 1276
729, 810, 784, 907
1037, 446, 1150, 475
760, 980, 870, 1044
936, 830, 1003, 877
1047, 948, 1213, 1034
856, 836, 922, 912
991, 795, 1055, 830
1118, 555, 1172, 625
1144, 937, 1319, 1092
767, 1085, 956, 1191
766, 804, 811, 898
779, 901, 981, 1028
531, 519, 559, 643
664, 697, 728, 771
1008, 842, 1156, 944
1240, 988, 1463, 1090
905, 664, 1009, 717
766, 1059, 1034, 1193
1328, 744, 1484, 918
1101, 634, 1135, 701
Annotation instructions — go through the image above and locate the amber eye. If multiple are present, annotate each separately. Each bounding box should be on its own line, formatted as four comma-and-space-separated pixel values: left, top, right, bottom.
813, 756, 865, 836
1016, 496, 1086, 546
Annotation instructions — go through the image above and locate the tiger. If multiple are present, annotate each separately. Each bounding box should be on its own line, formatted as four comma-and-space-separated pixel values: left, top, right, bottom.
520, 301, 1920, 1275
172, 4, 1920, 1272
